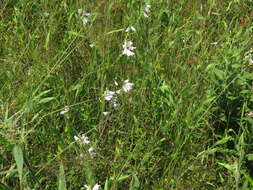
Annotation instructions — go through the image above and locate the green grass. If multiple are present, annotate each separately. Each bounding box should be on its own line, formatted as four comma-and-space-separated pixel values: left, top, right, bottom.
1, 0, 253, 189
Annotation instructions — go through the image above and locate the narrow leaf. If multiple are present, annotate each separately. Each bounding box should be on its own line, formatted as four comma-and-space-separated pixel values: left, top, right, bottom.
130, 174, 140, 190
218, 162, 235, 172
34, 90, 51, 99
214, 136, 233, 146
38, 97, 55, 104
45, 31, 50, 50
12, 146, 23, 182
58, 162, 67, 190
118, 174, 130, 181
104, 179, 109, 190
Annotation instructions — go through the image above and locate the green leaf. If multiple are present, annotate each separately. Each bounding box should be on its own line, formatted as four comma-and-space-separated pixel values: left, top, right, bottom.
106, 28, 124, 35
12, 146, 23, 182
67, 31, 85, 37
213, 68, 225, 80
214, 136, 233, 146
104, 179, 109, 190
218, 162, 235, 172
130, 174, 140, 190
197, 148, 218, 157
160, 83, 170, 93
247, 154, 253, 161
203, 96, 215, 105
34, 89, 52, 99
58, 162, 67, 190
38, 97, 55, 104
205, 63, 216, 71
45, 31, 50, 50
231, 64, 241, 69
242, 72, 253, 80
240, 90, 251, 94
117, 174, 130, 182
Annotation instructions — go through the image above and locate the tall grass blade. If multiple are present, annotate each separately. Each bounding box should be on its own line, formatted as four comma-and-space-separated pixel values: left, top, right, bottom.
12, 146, 23, 183
58, 162, 67, 190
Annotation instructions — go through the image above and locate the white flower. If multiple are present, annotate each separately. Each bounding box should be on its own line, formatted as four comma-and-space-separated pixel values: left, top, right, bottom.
82, 17, 89, 25
88, 147, 96, 158
211, 41, 218, 45
144, 4, 151, 13
123, 48, 135, 57
104, 90, 115, 101
122, 41, 136, 57
85, 184, 100, 190
111, 98, 120, 109
92, 184, 100, 190
116, 89, 122, 94
104, 89, 120, 109
89, 43, 95, 48
78, 9, 83, 15
143, 4, 151, 18
114, 80, 119, 86
102, 112, 110, 116
245, 54, 251, 59
125, 26, 136, 33
245, 54, 253, 65
78, 9, 91, 25
74, 134, 90, 145
74, 136, 79, 141
44, 12, 49, 17
122, 80, 134, 93
81, 134, 90, 145
60, 107, 69, 115
84, 13, 91, 17
143, 12, 149, 18
123, 41, 136, 51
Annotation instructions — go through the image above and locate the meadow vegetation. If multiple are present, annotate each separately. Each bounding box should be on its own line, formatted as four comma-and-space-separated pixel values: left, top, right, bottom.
1, 0, 253, 189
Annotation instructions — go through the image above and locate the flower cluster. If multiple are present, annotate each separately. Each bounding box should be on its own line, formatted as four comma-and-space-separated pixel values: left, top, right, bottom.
74, 134, 96, 158
122, 5, 152, 57
78, 9, 91, 25
104, 80, 134, 110
104, 90, 120, 109
74, 134, 90, 145
122, 41, 136, 57
104, 90, 115, 101
88, 147, 96, 158
122, 79, 134, 93
74, 4, 148, 189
